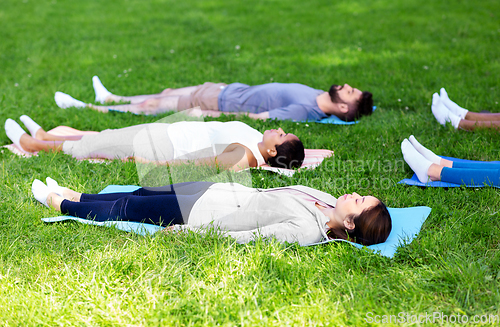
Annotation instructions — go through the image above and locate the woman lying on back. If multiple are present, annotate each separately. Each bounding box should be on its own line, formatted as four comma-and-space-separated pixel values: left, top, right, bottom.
5, 115, 304, 171
33, 178, 392, 246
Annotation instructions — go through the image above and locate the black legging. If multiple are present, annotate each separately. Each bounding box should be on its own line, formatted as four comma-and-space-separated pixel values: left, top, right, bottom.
60, 182, 214, 226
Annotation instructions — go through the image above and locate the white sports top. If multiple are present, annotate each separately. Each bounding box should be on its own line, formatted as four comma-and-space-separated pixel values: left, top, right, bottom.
167, 121, 266, 166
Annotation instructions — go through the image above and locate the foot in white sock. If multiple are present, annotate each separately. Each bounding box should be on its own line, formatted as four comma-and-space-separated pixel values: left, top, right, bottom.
32, 179, 50, 208
54, 92, 87, 109
401, 139, 432, 183
431, 93, 461, 128
20, 115, 42, 137
408, 135, 441, 165
5, 118, 28, 151
93, 76, 111, 103
46, 177, 65, 197
440, 88, 468, 119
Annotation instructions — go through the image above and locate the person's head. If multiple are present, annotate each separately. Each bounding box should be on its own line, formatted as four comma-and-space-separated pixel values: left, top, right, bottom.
328, 84, 373, 122
262, 128, 305, 169
327, 192, 391, 245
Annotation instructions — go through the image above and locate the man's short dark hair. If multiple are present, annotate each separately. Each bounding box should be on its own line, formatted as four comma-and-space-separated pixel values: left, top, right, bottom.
267, 139, 305, 169
329, 85, 373, 122
353, 91, 373, 120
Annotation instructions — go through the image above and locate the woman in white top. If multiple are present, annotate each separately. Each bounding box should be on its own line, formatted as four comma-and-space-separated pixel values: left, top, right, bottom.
32, 178, 392, 246
5, 116, 304, 171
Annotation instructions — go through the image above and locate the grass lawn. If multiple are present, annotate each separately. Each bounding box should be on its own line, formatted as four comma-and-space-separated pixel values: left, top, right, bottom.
1, 0, 500, 325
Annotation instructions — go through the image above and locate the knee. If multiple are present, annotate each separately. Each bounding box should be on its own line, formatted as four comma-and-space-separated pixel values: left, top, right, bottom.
64, 142, 87, 159
161, 88, 172, 95
140, 98, 161, 111
23, 136, 41, 153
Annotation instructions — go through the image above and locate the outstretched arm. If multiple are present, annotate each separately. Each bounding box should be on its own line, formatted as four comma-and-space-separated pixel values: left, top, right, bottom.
171, 220, 320, 246
188, 109, 269, 120
135, 144, 254, 172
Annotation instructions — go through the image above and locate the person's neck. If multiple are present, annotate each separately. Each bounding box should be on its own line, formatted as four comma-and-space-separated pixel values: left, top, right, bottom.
316, 92, 336, 115
315, 202, 338, 229
257, 141, 270, 162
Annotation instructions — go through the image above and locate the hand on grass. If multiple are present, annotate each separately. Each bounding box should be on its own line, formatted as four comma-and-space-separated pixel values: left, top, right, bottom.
163, 225, 176, 233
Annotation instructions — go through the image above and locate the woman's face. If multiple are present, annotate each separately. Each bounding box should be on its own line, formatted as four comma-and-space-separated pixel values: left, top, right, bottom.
335, 192, 379, 224
262, 128, 299, 148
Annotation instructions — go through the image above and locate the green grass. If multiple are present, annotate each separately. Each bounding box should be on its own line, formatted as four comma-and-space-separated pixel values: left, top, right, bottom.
1, 0, 500, 325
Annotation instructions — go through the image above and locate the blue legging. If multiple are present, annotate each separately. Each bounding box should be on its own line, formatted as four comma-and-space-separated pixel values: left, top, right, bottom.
441, 160, 500, 187
60, 182, 213, 226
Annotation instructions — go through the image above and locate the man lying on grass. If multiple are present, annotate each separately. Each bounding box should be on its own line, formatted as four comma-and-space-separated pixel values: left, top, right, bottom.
32, 178, 392, 246
5, 116, 304, 171
55, 76, 374, 122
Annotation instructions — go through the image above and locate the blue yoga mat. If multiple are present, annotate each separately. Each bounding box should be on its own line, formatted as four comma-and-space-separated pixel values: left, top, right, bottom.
42, 184, 430, 258
306, 206, 431, 258
42, 185, 163, 235
399, 156, 500, 188
312, 106, 377, 125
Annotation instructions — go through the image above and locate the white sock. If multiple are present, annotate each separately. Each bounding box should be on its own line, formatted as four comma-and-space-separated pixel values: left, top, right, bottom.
440, 88, 468, 119
5, 118, 27, 150
19, 115, 42, 137
401, 139, 432, 183
431, 93, 461, 128
32, 179, 50, 208
93, 76, 111, 103
46, 177, 65, 197
408, 135, 441, 165
54, 92, 87, 109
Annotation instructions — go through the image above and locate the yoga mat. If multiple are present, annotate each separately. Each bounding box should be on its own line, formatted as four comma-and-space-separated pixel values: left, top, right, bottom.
314, 106, 377, 125
254, 149, 333, 177
306, 206, 431, 258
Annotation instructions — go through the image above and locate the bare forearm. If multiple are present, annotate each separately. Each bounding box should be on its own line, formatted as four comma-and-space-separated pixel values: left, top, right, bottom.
245, 112, 269, 120
136, 156, 242, 172
197, 110, 269, 120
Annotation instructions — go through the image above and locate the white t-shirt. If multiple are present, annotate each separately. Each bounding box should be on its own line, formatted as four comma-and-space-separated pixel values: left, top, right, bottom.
167, 121, 265, 166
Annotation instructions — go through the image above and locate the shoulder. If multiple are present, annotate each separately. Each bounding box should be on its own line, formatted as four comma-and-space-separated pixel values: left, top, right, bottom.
273, 185, 338, 206
223, 143, 257, 168
222, 121, 258, 132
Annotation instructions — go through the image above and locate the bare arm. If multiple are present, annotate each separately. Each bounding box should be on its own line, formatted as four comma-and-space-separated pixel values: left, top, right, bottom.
188, 109, 269, 120
171, 220, 320, 246
169, 145, 251, 171
135, 144, 254, 172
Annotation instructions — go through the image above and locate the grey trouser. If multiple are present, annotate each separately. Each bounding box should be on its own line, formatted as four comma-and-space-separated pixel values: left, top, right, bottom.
62, 123, 173, 161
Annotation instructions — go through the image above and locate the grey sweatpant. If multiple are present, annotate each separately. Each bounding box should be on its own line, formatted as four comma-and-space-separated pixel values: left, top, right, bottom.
62, 123, 174, 161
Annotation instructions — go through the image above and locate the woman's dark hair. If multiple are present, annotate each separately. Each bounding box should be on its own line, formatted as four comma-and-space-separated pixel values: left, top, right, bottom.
266, 139, 305, 169
327, 200, 392, 246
